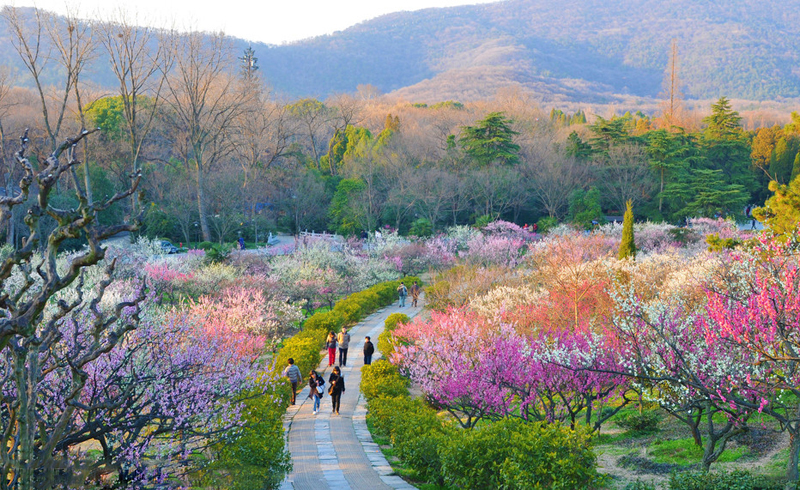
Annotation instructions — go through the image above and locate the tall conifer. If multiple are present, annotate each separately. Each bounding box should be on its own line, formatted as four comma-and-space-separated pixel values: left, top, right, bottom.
618, 200, 636, 260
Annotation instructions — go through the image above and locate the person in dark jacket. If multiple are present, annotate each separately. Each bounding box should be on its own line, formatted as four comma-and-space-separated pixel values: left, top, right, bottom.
363, 336, 375, 365
308, 370, 324, 414
328, 366, 345, 415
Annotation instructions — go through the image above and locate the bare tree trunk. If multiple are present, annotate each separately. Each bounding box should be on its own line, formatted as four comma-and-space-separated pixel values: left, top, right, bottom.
195, 163, 211, 242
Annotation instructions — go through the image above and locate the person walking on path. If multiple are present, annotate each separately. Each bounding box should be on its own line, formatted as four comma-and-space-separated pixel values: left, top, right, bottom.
328, 366, 345, 415
363, 335, 375, 365
282, 358, 302, 405
325, 331, 338, 367
337, 327, 351, 366
397, 281, 408, 307
410, 281, 421, 308
308, 370, 324, 415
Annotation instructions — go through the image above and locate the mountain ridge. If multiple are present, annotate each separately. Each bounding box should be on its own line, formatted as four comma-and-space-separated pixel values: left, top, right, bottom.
1, 1, 799, 105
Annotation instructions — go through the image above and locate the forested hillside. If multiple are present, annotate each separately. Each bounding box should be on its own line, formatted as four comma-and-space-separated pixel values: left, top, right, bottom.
1, 1, 799, 103
256, 0, 800, 102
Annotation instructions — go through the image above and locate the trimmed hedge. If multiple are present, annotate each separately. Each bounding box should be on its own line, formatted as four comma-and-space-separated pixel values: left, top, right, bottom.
377, 313, 409, 359
384, 313, 409, 331
439, 418, 602, 490
367, 395, 448, 484
361, 360, 409, 401
274, 333, 324, 377
302, 310, 345, 333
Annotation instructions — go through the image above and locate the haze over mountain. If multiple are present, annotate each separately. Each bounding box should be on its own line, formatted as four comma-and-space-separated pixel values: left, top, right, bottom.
2, 0, 799, 106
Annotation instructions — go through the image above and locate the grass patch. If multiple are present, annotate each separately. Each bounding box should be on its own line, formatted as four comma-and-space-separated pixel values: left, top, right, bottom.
595, 431, 637, 445
649, 437, 750, 466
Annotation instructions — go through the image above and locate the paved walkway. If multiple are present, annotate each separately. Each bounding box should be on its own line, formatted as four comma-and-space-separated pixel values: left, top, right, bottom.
280, 297, 423, 490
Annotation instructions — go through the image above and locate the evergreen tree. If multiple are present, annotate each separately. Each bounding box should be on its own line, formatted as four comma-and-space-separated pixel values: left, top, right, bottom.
791, 153, 800, 182
618, 199, 636, 260
459, 112, 520, 166
703, 96, 742, 140
753, 175, 800, 237
588, 116, 632, 153
239, 46, 259, 80
565, 131, 593, 160
568, 187, 604, 229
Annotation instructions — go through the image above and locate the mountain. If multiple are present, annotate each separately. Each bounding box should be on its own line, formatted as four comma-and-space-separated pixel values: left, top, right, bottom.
253, 0, 800, 103
3, 1, 800, 105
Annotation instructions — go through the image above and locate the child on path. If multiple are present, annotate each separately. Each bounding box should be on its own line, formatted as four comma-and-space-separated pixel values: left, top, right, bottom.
363, 336, 375, 365
308, 370, 324, 414
281, 358, 302, 405
328, 366, 346, 415
325, 331, 337, 367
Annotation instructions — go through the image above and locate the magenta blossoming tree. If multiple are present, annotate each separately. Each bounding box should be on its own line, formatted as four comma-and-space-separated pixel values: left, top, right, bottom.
393, 308, 629, 430
698, 237, 800, 481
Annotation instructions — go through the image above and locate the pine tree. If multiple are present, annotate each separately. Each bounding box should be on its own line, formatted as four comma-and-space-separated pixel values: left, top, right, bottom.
459, 112, 520, 166
618, 200, 636, 260
239, 46, 259, 80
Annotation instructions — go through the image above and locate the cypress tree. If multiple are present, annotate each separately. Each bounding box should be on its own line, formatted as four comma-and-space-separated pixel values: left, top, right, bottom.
618, 200, 636, 260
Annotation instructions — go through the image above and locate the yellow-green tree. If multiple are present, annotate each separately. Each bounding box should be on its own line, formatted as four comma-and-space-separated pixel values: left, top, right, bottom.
753, 177, 800, 236
618, 200, 636, 260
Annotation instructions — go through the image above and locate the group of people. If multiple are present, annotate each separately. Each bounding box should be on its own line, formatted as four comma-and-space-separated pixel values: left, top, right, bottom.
396, 281, 421, 308
282, 328, 376, 415
281, 283, 420, 416
282, 357, 350, 415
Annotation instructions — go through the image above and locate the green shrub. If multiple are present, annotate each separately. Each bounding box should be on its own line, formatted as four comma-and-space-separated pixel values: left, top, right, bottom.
615, 410, 661, 434
371, 282, 398, 304
365, 395, 447, 483
197, 241, 214, 250
377, 330, 396, 359
537, 216, 558, 233
384, 313, 409, 331
473, 214, 493, 228
668, 469, 783, 490
378, 313, 410, 358
361, 359, 409, 401
624, 481, 657, 490
409, 218, 433, 237
274, 335, 322, 377
439, 418, 602, 490
349, 290, 380, 312
303, 310, 345, 333
333, 298, 364, 324
204, 244, 231, 264
196, 384, 291, 489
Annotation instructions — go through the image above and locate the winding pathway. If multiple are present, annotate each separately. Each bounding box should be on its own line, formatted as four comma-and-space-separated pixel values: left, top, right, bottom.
279, 297, 423, 490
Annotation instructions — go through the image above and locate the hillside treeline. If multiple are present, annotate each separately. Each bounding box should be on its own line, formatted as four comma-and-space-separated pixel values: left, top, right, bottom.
0, 7, 795, 247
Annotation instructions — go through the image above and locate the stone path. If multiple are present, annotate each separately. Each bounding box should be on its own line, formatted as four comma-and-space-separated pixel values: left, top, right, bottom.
280, 296, 423, 490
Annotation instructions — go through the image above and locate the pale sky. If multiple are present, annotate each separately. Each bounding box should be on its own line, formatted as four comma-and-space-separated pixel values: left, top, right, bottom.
8, 0, 500, 44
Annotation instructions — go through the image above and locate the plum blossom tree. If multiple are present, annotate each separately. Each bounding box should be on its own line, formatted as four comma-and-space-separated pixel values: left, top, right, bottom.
393, 308, 629, 431
0, 130, 143, 489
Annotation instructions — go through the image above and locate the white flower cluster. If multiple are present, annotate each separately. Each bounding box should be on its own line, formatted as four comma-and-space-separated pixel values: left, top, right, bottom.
468, 285, 544, 318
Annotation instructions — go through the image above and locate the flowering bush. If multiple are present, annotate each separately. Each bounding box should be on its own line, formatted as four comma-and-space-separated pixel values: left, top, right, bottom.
185, 286, 303, 354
